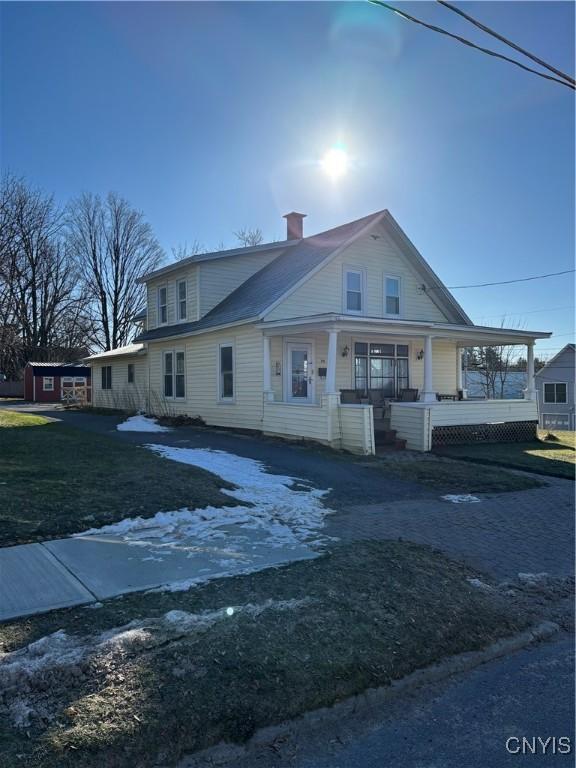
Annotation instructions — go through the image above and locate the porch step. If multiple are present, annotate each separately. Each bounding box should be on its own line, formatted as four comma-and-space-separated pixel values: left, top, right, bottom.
373, 425, 406, 450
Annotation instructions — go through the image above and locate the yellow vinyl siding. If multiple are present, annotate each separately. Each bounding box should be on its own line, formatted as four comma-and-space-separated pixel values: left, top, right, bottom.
147, 267, 198, 329
146, 325, 264, 429
198, 250, 281, 317
266, 223, 449, 323
91, 356, 148, 411
390, 405, 432, 452
429, 399, 538, 426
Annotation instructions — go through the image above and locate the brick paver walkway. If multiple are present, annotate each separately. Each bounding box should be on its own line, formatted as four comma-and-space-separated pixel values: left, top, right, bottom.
324, 475, 574, 580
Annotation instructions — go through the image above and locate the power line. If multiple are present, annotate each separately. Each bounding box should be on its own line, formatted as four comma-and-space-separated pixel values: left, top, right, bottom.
368, 0, 576, 90
436, 0, 575, 86
472, 306, 574, 321
426, 268, 575, 290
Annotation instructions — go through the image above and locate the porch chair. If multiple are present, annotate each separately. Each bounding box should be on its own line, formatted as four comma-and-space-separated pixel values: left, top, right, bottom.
398, 388, 419, 402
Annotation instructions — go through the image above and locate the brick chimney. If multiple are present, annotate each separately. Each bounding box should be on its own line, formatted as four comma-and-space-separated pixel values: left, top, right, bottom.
283, 212, 306, 240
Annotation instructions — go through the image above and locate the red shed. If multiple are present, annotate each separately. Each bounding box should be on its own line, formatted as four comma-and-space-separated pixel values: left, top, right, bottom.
24, 362, 92, 404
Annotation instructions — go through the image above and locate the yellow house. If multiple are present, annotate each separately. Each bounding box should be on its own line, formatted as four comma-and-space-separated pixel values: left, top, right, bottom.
86, 210, 550, 454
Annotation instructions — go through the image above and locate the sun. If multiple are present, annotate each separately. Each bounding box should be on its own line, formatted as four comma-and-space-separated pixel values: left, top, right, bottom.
320, 146, 350, 181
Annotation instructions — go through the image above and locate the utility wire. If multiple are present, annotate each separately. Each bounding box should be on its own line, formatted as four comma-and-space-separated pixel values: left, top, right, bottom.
472, 306, 574, 321
436, 0, 575, 86
368, 0, 576, 90
426, 268, 575, 290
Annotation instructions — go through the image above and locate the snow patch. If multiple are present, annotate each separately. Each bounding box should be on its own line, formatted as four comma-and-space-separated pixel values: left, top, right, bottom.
441, 494, 481, 504
0, 598, 313, 727
79, 446, 334, 552
116, 415, 171, 432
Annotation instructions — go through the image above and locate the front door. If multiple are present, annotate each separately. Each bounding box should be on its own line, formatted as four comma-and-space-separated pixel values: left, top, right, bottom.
286, 343, 314, 403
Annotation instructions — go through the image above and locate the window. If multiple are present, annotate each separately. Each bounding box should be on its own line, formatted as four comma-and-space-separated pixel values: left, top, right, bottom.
177, 280, 187, 321
175, 351, 185, 398
43, 376, 54, 391
101, 366, 112, 390
384, 276, 401, 316
163, 352, 173, 397
544, 382, 567, 404
127, 363, 135, 384
163, 351, 185, 398
158, 286, 167, 324
354, 342, 409, 398
344, 269, 364, 314
219, 344, 234, 400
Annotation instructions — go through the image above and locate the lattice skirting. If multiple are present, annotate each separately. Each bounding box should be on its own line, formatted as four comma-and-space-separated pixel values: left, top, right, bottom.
432, 420, 538, 447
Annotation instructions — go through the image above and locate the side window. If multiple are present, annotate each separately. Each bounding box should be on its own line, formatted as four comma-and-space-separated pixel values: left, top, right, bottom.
344, 269, 363, 314
101, 366, 112, 390
43, 376, 54, 391
158, 286, 168, 325
175, 351, 185, 398
384, 276, 401, 316
127, 363, 135, 384
177, 280, 187, 321
545, 383, 567, 403
163, 352, 173, 397
219, 344, 234, 400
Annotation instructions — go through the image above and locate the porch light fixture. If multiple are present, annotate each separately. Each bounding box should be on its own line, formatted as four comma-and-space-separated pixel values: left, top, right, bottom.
341, 345, 349, 358
416, 349, 424, 360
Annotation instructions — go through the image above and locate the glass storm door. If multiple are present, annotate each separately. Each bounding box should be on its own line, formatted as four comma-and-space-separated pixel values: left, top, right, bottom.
286, 343, 314, 403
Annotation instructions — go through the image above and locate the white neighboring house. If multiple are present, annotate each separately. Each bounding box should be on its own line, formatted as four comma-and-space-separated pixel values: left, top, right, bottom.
535, 344, 575, 431
86, 210, 551, 453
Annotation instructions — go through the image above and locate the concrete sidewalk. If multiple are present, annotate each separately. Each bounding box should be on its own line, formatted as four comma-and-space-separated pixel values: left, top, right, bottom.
0, 528, 317, 622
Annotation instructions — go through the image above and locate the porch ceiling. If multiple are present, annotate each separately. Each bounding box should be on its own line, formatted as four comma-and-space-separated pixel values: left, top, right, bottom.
257, 314, 552, 346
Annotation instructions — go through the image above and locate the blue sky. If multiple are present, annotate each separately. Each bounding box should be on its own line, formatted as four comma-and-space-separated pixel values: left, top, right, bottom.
1, 1, 574, 356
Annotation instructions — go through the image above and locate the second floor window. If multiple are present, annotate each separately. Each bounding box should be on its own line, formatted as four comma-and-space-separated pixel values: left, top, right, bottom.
177, 280, 187, 321
385, 276, 401, 316
345, 269, 363, 314
158, 286, 167, 324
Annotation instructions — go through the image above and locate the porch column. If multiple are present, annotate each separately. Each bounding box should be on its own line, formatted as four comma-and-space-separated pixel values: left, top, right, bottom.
263, 334, 274, 402
326, 329, 339, 395
421, 335, 436, 403
524, 341, 536, 400
456, 348, 467, 399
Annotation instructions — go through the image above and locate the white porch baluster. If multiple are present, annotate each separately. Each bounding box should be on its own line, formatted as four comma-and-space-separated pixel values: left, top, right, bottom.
326, 330, 339, 395
263, 334, 274, 401
421, 335, 436, 403
524, 341, 536, 400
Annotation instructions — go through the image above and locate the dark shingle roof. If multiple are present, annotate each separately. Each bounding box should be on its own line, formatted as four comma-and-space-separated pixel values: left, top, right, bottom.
136, 211, 385, 342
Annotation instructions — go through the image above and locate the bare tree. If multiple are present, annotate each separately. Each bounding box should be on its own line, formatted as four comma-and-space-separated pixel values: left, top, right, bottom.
171, 240, 206, 261
67, 192, 164, 350
234, 226, 263, 247
466, 318, 525, 398
0, 175, 85, 376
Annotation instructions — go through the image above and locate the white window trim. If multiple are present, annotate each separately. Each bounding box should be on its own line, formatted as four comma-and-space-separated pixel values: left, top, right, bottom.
543, 381, 567, 404
283, 337, 316, 405
177, 279, 187, 322
342, 266, 366, 316
351, 337, 411, 391
43, 376, 54, 391
162, 349, 186, 400
383, 274, 403, 318
158, 285, 168, 326
218, 341, 235, 403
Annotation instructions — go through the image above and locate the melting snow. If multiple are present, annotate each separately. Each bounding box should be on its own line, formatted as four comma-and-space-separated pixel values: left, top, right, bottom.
441, 494, 481, 504
79, 446, 334, 551
116, 415, 171, 432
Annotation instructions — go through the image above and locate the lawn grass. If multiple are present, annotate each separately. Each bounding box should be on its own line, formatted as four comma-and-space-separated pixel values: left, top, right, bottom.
436, 430, 575, 480
373, 454, 544, 493
0, 411, 234, 547
0, 410, 51, 428
0, 540, 529, 768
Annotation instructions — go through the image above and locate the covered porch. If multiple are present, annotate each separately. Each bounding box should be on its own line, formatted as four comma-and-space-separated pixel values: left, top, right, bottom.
257, 314, 550, 454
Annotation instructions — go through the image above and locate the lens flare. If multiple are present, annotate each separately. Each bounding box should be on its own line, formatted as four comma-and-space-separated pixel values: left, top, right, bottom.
320, 146, 350, 181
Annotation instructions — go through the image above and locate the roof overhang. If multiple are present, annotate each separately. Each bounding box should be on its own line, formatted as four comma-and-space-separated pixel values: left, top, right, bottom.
256, 314, 552, 345
84, 344, 147, 362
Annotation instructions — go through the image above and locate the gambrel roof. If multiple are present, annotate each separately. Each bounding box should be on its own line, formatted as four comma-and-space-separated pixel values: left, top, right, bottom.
136, 210, 472, 343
